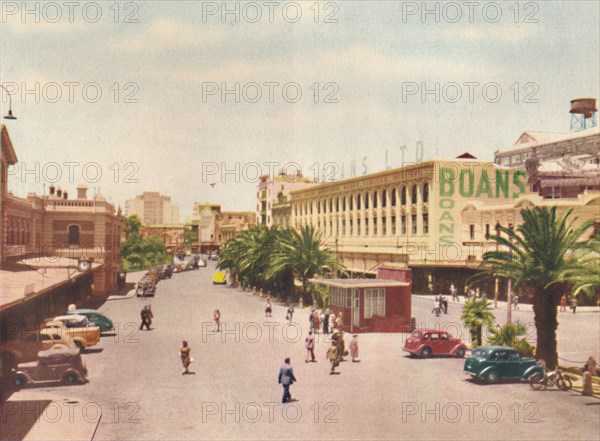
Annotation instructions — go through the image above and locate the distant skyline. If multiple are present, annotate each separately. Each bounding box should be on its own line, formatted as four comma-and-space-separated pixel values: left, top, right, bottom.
2, 1, 598, 218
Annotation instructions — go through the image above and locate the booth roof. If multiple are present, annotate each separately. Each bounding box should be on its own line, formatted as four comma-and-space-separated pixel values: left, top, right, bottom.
309, 278, 409, 288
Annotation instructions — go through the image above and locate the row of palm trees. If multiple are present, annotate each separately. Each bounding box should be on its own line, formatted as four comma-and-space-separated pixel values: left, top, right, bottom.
217, 225, 344, 306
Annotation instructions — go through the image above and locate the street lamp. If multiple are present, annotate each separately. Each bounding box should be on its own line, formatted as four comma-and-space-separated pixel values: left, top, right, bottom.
1, 84, 17, 120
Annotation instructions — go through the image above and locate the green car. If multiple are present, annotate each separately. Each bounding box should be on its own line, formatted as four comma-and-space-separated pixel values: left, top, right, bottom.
463, 345, 543, 384
66, 309, 114, 333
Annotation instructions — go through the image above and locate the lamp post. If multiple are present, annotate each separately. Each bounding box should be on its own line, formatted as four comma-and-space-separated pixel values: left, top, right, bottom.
1, 84, 18, 120
506, 223, 514, 324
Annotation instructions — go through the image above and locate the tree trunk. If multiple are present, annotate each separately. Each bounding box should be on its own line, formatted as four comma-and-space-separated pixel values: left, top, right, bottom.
532, 286, 562, 369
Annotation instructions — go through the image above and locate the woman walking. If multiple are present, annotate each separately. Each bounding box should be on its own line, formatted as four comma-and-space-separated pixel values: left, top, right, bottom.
214, 309, 221, 331
180, 341, 192, 375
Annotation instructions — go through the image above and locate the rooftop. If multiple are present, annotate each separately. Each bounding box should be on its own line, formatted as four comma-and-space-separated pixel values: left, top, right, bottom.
309, 278, 409, 288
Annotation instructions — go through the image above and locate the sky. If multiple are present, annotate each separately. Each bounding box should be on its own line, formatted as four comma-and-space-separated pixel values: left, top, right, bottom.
1, 1, 599, 218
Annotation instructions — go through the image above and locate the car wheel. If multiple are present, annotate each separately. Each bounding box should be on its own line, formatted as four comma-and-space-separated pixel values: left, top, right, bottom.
63, 372, 78, 384
486, 370, 499, 384
13, 374, 27, 389
558, 377, 573, 391
420, 347, 432, 358
529, 373, 544, 390
456, 348, 466, 358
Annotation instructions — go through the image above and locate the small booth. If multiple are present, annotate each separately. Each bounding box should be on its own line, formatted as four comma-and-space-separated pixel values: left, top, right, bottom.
311, 274, 412, 333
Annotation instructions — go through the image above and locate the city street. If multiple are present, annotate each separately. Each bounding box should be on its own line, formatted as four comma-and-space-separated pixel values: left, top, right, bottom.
8, 264, 600, 440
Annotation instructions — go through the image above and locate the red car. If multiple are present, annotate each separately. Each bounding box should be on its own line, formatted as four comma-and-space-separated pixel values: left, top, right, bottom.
403, 329, 468, 358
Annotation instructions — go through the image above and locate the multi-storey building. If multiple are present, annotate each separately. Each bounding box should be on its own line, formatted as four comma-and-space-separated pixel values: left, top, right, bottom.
220, 211, 256, 243
290, 158, 600, 294
1, 124, 121, 296
126, 192, 180, 225
256, 171, 315, 226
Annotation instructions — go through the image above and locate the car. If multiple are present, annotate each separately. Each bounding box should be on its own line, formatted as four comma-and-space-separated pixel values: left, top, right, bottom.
65, 309, 114, 333
213, 272, 227, 285
42, 315, 101, 350
12, 347, 88, 389
403, 329, 468, 358
0, 331, 76, 376
463, 345, 544, 384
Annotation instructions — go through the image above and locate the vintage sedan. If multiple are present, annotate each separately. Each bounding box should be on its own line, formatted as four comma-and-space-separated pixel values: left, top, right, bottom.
66, 309, 114, 333
12, 347, 88, 389
463, 345, 543, 384
403, 329, 468, 358
42, 315, 101, 350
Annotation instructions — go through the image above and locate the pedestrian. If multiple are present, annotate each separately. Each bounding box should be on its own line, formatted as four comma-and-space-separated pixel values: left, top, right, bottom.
313, 310, 321, 334
332, 330, 346, 362
513, 296, 519, 310
432, 298, 440, 316
309, 309, 315, 331
140, 305, 151, 330
335, 312, 343, 331
265, 299, 272, 317
278, 357, 297, 403
305, 331, 316, 363
323, 309, 330, 334
571, 297, 578, 314
450, 284, 457, 302
299, 297, 304, 309
180, 341, 192, 375
560, 294, 567, 312
441, 295, 448, 314
327, 341, 340, 374
214, 309, 221, 331
286, 305, 294, 322
350, 334, 359, 362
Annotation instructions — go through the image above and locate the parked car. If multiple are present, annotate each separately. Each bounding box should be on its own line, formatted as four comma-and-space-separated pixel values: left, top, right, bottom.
463, 345, 543, 384
12, 347, 88, 389
0, 331, 75, 376
42, 316, 101, 350
157, 264, 173, 280
403, 329, 468, 358
213, 272, 227, 285
65, 309, 113, 333
136, 278, 156, 297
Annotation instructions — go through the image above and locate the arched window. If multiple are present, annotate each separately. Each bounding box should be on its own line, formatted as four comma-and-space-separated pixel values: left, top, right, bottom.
317, 200, 321, 214
329, 199, 333, 213
336, 197, 339, 212
357, 194, 361, 210
401, 187, 407, 205
365, 193, 369, 209
349, 195, 354, 211
342, 197, 346, 212
423, 183, 429, 203
68, 225, 80, 245
382, 190, 387, 208
411, 185, 418, 204
391, 188, 397, 206
373, 191, 378, 209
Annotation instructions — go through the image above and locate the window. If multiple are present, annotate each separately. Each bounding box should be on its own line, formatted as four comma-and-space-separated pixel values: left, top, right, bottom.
364, 288, 385, 318
373, 191, 378, 209
382, 190, 387, 208
68, 225, 80, 245
423, 213, 429, 234
357, 219, 361, 236
357, 194, 361, 210
423, 183, 429, 203
411, 185, 418, 204
430, 333, 439, 341
485, 224, 490, 240
373, 218, 378, 235
365, 193, 369, 209
401, 215, 407, 234
441, 333, 449, 341
401, 187, 407, 205
349, 220, 353, 235
365, 219, 369, 235
391, 216, 396, 235
469, 225, 475, 240
411, 215, 417, 234
382, 218, 387, 235
391, 188, 397, 206
336, 198, 339, 212
342, 197, 346, 212
349, 196, 353, 211
331, 287, 350, 307
342, 220, 346, 235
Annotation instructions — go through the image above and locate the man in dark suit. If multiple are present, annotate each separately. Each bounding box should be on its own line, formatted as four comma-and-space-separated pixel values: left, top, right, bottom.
278, 357, 297, 403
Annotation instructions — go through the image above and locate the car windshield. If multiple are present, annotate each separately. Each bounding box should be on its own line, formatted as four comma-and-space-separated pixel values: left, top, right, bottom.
472, 348, 488, 357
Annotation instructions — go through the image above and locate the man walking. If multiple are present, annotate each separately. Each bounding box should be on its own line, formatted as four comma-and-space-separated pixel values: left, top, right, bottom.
327, 342, 339, 375
286, 305, 294, 322
278, 357, 297, 403
140, 306, 151, 330
323, 309, 330, 334
450, 284, 458, 302
305, 331, 316, 363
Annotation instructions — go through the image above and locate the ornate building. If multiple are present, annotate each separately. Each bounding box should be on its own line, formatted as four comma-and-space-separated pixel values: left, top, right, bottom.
220, 212, 256, 243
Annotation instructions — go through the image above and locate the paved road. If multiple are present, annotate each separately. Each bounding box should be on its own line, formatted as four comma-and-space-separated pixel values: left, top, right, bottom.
9, 264, 600, 440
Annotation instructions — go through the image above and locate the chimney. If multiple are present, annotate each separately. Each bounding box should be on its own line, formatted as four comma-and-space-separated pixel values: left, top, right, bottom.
57, 188, 63, 198
77, 185, 88, 200
63, 191, 68, 199
49, 184, 55, 196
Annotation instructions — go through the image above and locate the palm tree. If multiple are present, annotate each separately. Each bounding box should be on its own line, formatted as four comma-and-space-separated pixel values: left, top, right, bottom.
461, 297, 495, 347
487, 322, 534, 357
561, 235, 600, 299
481, 206, 594, 368
267, 225, 344, 305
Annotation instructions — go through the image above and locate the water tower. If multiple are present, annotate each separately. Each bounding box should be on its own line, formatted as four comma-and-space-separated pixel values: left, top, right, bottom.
570, 98, 597, 132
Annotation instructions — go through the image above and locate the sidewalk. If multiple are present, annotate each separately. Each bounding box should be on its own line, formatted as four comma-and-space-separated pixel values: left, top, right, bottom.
106, 270, 147, 301
0, 396, 100, 441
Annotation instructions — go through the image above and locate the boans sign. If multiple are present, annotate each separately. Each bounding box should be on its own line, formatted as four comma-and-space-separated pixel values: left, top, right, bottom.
438, 167, 527, 244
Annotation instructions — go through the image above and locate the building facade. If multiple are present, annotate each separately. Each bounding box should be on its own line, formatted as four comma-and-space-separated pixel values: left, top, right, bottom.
140, 224, 185, 254
257, 172, 315, 226
220, 211, 256, 243
126, 192, 180, 225
290, 158, 600, 294
1, 125, 121, 296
